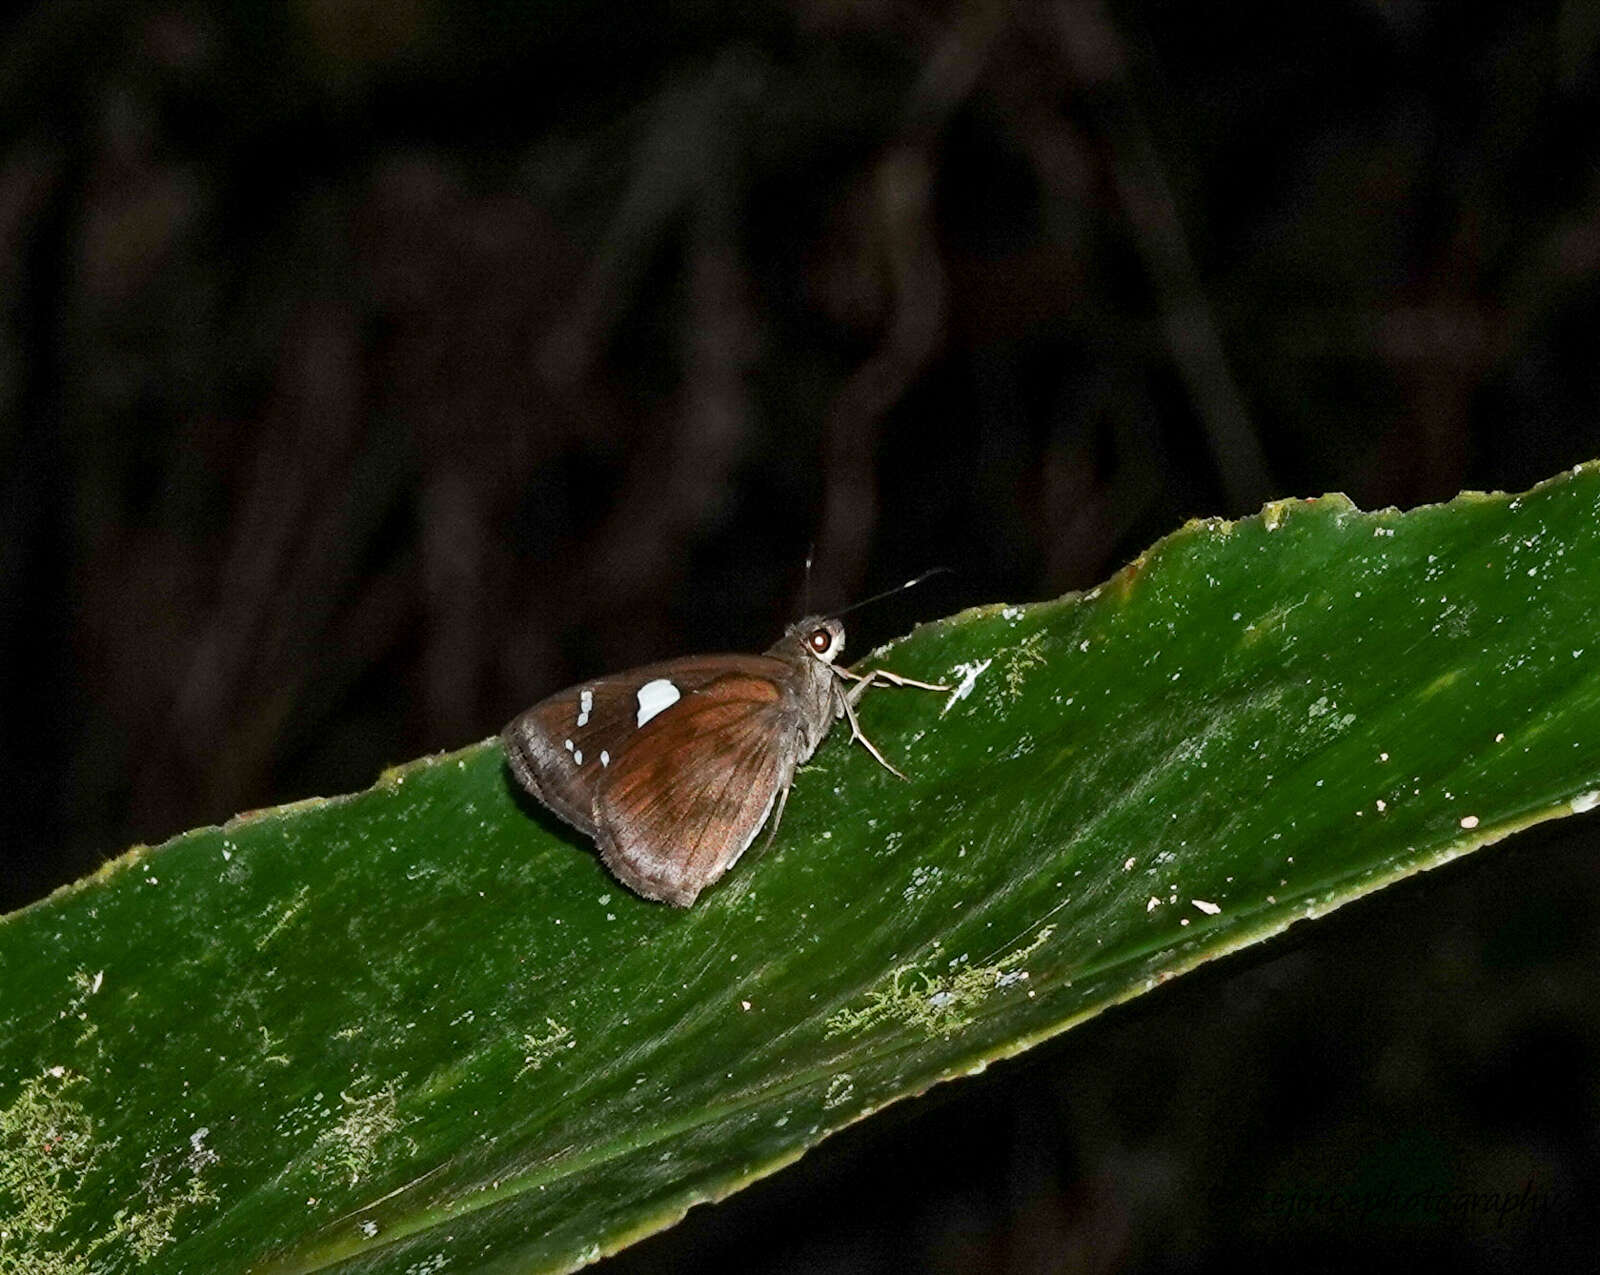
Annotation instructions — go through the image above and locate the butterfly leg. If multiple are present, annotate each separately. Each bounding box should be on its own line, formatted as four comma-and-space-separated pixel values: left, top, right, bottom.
762, 780, 793, 850
836, 685, 909, 781
834, 665, 950, 706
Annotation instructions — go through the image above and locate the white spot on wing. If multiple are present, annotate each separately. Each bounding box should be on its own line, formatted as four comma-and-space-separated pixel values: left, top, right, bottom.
636, 678, 681, 727
600, 750, 610, 767
577, 688, 593, 727
573, 750, 583, 765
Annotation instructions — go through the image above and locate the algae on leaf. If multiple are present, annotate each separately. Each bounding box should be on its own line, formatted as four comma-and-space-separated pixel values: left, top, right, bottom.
4, 464, 1600, 1273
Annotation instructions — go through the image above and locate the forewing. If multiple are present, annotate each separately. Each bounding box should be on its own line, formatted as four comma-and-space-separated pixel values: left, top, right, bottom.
592, 672, 793, 907
501, 654, 789, 838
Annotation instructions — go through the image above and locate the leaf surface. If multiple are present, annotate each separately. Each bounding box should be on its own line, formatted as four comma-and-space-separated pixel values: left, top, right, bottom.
4, 465, 1600, 1273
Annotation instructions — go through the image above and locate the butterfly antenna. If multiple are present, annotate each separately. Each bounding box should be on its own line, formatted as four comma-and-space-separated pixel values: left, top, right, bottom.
833, 567, 951, 619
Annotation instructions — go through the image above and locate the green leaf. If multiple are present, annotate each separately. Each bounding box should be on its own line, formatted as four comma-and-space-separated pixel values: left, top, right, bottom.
5, 463, 1600, 1273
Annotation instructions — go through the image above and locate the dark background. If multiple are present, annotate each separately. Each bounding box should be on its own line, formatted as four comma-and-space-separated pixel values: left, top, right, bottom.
2, 0, 1598, 1270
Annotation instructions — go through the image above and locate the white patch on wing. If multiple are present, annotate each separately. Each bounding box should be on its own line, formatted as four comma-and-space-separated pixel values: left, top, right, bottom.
573, 750, 584, 765
577, 688, 593, 727
600, 750, 610, 767
636, 678, 681, 727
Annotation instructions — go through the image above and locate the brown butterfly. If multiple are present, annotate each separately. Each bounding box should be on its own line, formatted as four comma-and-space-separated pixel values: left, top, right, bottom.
501, 615, 946, 906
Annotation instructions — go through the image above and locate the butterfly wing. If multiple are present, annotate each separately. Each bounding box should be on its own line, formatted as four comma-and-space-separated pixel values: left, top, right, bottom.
502, 656, 801, 904
591, 669, 795, 906
502, 663, 694, 835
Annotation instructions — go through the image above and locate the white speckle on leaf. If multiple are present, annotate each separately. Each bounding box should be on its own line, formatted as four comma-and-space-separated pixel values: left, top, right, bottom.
1460, 815, 1480, 829
903, 864, 942, 902
188, 1125, 219, 1171
1192, 899, 1221, 915
1570, 791, 1599, 814
941, 659, 992, 716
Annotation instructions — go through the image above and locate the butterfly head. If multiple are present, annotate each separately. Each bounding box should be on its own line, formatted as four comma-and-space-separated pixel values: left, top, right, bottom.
792, 616, 845, 665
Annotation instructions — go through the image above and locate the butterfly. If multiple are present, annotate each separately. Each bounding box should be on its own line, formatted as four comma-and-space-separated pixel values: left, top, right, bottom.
501, 615, 946, 906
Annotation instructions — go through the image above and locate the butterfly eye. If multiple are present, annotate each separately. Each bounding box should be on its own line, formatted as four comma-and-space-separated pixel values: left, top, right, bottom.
809, 628, 831, 653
